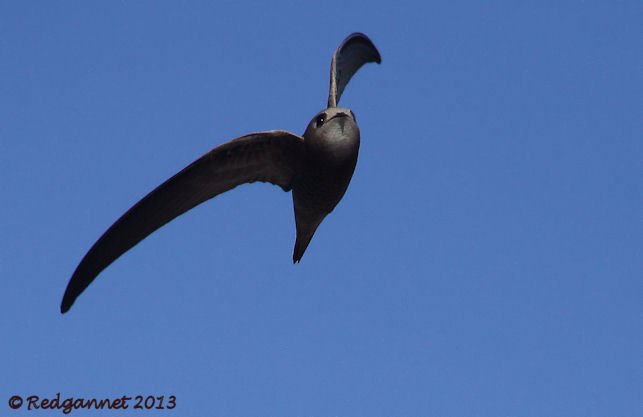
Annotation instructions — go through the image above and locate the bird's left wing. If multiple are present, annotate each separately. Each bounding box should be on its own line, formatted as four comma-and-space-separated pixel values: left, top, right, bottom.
61, 130, 303, 313
328, 32, 381, 108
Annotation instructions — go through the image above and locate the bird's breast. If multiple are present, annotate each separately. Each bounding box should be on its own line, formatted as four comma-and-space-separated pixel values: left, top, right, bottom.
295, 137, 359, 213
308, 123, 360, 165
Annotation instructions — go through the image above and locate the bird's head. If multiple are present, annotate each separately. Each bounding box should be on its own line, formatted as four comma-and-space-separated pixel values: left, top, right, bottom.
303, 107, 360, 148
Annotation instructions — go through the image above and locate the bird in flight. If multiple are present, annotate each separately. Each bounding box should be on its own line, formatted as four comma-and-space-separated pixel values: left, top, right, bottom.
61, 33, 381, 313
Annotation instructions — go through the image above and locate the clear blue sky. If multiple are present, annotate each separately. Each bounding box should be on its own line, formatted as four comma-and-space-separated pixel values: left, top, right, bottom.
2, 1, 641, 416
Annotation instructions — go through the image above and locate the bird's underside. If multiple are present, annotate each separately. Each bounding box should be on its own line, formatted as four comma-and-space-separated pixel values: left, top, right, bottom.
61, 32, 381, 313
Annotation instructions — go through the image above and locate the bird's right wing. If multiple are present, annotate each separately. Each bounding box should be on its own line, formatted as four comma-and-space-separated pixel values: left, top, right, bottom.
328, 32, 382, 108
61, 130, 303, 313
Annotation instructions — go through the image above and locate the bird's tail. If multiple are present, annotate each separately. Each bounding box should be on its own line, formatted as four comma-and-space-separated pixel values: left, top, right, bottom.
292, 213, 326, 263
293, 232, 314, 263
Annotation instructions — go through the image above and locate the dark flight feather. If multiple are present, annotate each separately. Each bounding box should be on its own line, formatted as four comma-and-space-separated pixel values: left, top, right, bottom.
61, 131, 303, 313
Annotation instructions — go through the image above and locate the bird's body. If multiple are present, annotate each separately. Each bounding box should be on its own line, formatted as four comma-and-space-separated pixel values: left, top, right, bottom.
292, 108, 360, 261
61, 34, 380, 313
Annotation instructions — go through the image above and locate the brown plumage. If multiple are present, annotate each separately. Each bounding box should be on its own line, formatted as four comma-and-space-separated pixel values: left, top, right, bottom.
61, 33, 380, 313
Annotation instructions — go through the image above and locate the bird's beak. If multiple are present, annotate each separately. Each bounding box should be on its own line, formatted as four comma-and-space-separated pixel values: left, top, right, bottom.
330, 112, 349, 120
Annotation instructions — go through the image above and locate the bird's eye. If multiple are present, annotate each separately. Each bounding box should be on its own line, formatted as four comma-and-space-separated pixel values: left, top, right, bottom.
315, 114, 326, 128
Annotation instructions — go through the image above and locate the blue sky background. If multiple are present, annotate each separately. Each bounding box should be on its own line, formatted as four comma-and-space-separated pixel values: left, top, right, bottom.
1, 1, 641, 416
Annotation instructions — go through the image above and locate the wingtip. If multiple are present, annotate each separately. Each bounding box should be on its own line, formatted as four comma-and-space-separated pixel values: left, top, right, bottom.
60, 285, 77, 314
60, 298, 72, 314
343, 32, 382, 64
